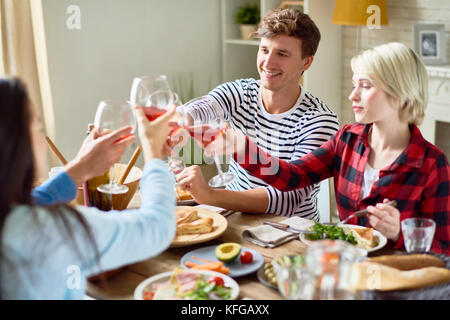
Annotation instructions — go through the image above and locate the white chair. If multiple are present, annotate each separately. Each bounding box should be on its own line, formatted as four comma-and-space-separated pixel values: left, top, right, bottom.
317, 179, 332, 223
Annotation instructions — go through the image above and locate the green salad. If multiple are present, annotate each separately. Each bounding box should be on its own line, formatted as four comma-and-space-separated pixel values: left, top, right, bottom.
308, 222, 357, 245
185, 280, 232, 300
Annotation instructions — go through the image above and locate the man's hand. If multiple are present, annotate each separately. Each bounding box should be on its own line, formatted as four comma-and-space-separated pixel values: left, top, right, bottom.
176, 165, 213, 204
367, 198, 401, 242
65, 126, 135, 186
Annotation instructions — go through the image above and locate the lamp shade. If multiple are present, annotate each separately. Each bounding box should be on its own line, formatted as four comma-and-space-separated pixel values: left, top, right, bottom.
332, 0, 388, 26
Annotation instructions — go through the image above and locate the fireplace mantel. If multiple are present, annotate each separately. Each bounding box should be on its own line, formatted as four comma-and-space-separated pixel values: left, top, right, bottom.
420, 66, 450, 143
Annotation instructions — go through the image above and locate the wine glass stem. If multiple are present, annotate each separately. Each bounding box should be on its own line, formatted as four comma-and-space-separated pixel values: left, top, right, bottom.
214, 154, 224, 175
108, 167, 116, 210
109, 166, 116, 188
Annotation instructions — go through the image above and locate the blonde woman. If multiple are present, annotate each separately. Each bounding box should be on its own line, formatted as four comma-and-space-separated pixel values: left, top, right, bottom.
216, 42, 449, 254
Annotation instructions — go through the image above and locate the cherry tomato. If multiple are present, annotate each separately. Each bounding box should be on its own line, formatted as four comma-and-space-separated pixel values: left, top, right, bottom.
208, 276, 225, 287
143, 291, 155, 300
240, 251, 253, 264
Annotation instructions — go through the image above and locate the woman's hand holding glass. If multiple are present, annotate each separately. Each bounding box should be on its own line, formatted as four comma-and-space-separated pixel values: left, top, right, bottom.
133, 105, 177, 163
65, 126, 135, 187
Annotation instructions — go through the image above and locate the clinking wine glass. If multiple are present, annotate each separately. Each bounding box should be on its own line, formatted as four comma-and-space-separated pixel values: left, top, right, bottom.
183, 96, 236, 188
130, 75, 174, 121
94, 100, 136, 195
130, 76, 186, 177
168, 92, 188, 173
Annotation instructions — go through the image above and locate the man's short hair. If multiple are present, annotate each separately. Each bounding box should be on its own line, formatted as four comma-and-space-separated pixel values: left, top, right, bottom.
252, 8, 321, 58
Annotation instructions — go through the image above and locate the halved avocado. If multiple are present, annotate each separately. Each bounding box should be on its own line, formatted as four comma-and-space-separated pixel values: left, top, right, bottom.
215, 243, 241, 262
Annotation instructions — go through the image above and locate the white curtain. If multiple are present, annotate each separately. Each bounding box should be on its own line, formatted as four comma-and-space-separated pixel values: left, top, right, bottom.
0, 0, 57, 165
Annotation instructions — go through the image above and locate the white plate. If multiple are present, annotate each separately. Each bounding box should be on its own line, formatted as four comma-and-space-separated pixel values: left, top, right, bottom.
134, 269, 240, 300
171, 207, 228, 248
299, 224, 387, 253
180, 245, 264, 278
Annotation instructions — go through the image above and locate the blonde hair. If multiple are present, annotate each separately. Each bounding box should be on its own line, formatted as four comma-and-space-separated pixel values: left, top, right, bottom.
350, 42, 428, 125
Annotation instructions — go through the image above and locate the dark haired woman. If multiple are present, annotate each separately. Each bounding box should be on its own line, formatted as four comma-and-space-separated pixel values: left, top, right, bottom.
0, 78, 176, 299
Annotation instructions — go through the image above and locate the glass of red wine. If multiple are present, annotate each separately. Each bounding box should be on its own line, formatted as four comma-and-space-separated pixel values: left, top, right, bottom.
94, 100, 136, 195
130, 75, 174, 121
183, 96, 236, 188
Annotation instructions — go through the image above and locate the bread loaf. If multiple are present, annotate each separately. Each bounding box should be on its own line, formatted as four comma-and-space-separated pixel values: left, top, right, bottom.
175, 208, 198, 224
368, 254, 445, 271
176, 218, 214, 235
350, 261, 450, 291
175, 187, 193, 201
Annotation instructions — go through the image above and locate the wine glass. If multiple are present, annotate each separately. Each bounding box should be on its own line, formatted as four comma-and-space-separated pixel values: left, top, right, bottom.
130, 75, 174, 121
182, 96, 236, 188
94, 100, 136, 195
168, 92, 188, 171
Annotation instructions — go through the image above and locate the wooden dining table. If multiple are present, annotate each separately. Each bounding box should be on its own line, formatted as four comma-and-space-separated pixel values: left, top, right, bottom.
85, 193, 395, 300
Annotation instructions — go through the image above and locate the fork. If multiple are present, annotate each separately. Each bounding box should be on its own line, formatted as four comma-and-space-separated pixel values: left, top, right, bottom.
337, 200, 397, 225
222, 210, 236, 218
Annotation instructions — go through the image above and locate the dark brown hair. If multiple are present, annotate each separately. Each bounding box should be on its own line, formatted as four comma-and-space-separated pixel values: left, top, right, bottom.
252, 8, 321, 58
0, 78, 101, 298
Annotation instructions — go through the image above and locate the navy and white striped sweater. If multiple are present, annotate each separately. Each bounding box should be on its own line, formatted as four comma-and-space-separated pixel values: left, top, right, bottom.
185, 78, 339, 220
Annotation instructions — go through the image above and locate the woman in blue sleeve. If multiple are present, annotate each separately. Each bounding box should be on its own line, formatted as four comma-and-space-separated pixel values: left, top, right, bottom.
0, 78, 177, 299
31, 92, 137, 206
32, 124, 136, 206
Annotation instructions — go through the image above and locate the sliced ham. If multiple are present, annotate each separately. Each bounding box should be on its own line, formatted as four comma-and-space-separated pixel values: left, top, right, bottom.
179, 280, 198, 293
175, 272, 199, 284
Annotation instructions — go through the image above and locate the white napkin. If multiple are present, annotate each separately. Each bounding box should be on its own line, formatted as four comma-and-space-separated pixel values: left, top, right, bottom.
243, 216, 316, 248
194, 204, 239, 216
194, 204, 228, 213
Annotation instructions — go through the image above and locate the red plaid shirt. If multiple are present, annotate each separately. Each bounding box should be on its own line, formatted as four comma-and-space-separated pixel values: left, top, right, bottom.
235, 123, 450, 254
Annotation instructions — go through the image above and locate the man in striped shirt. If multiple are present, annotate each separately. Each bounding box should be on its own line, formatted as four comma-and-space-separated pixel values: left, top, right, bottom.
177, 9, 339, 220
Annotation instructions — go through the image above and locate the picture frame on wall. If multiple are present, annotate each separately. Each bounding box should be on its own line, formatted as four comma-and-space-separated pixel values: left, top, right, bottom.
413, 23, 447, 65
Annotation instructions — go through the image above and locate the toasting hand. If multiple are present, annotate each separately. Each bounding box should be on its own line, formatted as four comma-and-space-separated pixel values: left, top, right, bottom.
202, 124, 247, 159
134, 104, 176, 162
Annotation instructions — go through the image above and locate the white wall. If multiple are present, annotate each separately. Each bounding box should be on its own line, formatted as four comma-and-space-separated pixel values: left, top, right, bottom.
339, 0, 450, 125
42, 0, 222, 160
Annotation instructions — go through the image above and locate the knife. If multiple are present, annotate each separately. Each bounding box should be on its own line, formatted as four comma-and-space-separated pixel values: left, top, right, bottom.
263, 221, 315, 235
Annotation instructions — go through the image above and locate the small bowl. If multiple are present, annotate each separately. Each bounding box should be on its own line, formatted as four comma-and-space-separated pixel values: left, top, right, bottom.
73, 163, 142, 211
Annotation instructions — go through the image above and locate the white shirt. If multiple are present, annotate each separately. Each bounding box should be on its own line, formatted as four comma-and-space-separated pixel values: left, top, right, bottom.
361, 162, 380, 199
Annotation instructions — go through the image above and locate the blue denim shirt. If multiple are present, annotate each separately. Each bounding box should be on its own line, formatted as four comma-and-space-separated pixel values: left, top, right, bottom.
32, 170, 77, 205
1, 159, 176, 299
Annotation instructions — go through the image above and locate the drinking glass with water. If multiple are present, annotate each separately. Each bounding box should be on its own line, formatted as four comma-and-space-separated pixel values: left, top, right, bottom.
401, 218, 436, 252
